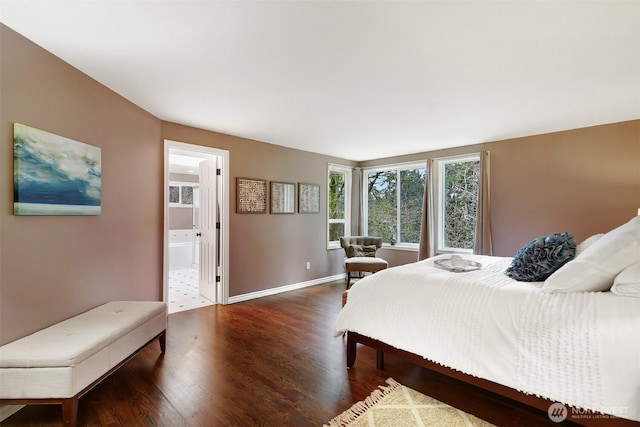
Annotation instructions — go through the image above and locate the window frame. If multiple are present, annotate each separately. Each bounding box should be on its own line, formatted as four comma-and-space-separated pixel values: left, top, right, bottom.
169, 181, 198, 208
432, 153, 480, 254
362, 161, 426, 249
327, 163, 352, 249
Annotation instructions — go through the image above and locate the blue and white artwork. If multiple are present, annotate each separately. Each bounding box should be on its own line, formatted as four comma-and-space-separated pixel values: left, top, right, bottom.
14, 123, 102, 215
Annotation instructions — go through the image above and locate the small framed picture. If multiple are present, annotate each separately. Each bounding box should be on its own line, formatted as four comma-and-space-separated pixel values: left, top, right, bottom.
237, 177, 267, 213
270, 181, 296, 214
298, 183, 320, 214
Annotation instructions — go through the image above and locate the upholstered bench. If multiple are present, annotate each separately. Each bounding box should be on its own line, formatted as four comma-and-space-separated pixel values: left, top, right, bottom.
0, 301, 167, 426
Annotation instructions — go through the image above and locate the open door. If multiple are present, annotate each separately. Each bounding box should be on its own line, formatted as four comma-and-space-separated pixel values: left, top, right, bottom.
165, 139, 229, 309
198, 157, 218, 302
193, 187, 200, 266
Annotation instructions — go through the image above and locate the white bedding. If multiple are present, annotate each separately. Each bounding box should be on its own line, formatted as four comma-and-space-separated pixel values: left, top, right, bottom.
334, 254, 640, 422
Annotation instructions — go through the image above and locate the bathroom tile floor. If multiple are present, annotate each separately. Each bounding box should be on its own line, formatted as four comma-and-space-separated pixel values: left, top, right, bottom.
168, 268, 215, 314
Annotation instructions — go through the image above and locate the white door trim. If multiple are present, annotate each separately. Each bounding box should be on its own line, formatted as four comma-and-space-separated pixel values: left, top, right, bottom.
164, 139, 230, 305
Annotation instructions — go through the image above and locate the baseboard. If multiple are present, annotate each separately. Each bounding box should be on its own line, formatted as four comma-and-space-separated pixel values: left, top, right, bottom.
0, 405, 24, 422
228, 274, 345, 304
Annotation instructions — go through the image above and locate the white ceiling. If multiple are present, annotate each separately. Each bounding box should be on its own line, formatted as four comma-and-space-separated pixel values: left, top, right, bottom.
1, 1, 638, 161
168, 152, 207, 175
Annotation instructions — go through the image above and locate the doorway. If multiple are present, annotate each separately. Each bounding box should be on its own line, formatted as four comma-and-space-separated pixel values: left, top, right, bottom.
164, 140, 229, 313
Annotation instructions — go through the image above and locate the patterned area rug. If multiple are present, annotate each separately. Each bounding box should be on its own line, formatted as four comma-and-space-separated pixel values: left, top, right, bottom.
325, 378, 496, 427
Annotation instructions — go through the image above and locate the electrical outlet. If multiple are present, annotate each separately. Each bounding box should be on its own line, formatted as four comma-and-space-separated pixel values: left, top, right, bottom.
306, 262, 311, 270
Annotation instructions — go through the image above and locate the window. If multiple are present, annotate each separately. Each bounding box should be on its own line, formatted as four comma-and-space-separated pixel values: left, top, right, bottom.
169, 181, 197, 207
364, 162, 426, 246
433, 154, 480, 253
327, 164, 351, 247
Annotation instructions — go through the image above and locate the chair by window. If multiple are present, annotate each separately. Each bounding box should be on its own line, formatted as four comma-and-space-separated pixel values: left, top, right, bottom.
340, 236, 388, 288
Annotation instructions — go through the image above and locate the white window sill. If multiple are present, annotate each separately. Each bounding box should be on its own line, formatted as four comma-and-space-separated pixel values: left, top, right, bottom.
381, 244, 418, 252
435, 248, 474, 255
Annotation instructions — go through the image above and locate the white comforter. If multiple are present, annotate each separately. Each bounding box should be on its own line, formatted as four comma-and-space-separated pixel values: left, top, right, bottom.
334, 254, 640, 422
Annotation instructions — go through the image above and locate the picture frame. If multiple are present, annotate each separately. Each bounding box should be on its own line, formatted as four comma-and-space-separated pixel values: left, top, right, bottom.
236, 177, 267, 213
13, 123, 102, 215
298, 183, 320, 214
270, 181, 296, 214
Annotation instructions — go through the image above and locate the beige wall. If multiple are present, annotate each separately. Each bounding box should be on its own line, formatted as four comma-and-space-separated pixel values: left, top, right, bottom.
1, 23, 639, 345
0, 25, 356, 344
489, 121, 639, 255
0, 25, 163, 344
371, 120, 640, 264
168, 173, 198, 230
162, 122, 357, 297
168, 206, 193, 231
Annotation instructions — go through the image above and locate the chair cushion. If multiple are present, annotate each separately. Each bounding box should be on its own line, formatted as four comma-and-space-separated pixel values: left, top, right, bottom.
344, 256, 388, 272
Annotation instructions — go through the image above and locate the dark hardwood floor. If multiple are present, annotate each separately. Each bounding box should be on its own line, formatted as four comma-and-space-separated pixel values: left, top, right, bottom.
2, 280, 574, 426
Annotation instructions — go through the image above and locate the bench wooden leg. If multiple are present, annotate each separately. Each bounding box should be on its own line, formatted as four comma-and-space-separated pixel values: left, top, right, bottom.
158, 330, 166, 353
61, 397, 78, 427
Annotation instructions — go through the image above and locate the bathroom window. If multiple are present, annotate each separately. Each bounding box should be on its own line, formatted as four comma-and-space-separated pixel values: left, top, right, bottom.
169, 181, 197, 207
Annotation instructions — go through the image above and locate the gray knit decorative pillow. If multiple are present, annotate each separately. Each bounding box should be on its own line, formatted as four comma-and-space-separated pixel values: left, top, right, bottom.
506, 232, 576, 282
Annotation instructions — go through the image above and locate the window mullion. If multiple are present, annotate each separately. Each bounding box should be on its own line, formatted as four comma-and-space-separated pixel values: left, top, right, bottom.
362, 171, 368, 236
396, 169, 401, 244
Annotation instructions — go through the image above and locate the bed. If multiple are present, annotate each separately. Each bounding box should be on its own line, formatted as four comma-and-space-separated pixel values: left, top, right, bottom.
335, 216, 640, 425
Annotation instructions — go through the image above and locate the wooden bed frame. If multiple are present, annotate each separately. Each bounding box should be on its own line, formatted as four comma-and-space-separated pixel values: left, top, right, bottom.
346, 331, 639, 427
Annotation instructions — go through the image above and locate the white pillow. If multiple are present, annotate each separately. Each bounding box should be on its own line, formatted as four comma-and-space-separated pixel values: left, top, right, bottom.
543, 216, 640, 293
611, 261, 640, 297
575, 233, 604, 256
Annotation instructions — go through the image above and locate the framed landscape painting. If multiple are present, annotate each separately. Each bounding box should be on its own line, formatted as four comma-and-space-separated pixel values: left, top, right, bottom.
13, 123, 102, 215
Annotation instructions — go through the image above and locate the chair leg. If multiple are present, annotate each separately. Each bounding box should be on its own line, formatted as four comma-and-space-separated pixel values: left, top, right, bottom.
346, 272, 351, 289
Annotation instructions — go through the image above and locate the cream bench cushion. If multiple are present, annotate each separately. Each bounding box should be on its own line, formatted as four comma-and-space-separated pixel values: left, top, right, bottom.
0, 301, 167, 399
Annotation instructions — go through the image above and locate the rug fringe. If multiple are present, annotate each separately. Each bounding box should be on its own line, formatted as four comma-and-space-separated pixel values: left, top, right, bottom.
323, 378, 401, 427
